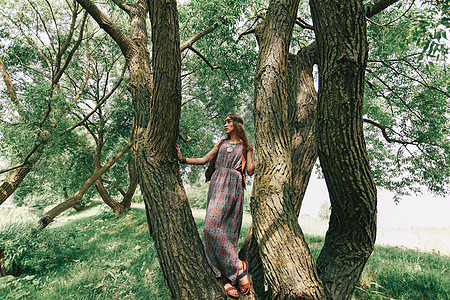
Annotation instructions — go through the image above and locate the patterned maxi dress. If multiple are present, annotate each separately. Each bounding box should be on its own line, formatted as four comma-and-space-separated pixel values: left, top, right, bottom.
204, 140, 244, 284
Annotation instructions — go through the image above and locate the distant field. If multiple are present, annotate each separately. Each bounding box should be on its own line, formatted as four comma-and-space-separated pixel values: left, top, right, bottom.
298, 214, 450, 256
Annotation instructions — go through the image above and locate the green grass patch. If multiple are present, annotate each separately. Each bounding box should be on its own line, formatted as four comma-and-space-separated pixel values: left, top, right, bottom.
1, 208, 448, 299
0, 209, 169, 300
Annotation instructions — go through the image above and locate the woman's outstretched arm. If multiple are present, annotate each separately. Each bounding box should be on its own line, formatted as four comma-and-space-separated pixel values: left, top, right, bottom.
176, 142, 221, 166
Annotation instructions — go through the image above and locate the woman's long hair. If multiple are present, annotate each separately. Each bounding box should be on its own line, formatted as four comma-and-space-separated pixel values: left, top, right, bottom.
226, 113, 253, 151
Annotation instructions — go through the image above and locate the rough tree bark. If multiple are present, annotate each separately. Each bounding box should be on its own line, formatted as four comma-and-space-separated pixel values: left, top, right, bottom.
240, 42, 321, 299
310, 0, 378, 298
247, 0, 325, 298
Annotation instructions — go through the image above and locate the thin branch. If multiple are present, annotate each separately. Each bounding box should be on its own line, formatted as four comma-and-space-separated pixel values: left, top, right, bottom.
74, 139, 94, 155
0, 118, 26, 126
54, 11, 88, 84
180, 23, 219, 52
295, 17, 314, 30
181, 68, 197, 79
366, 69, 425, 123
381, 61, 450, 97
110, 0, 133, 14
187, 46, 222, 70
179, 132, 192, 143
367, 0, 415, 26
237, 13, 265, 40
238, 28, 256, 40
62, 63, 126, 134
56, 1, 79, 72
44, 0, 61, 52
101, 54, 122, 100
8, 17, 53, 71
368, 52, 421, 63
8, 51, 51, 80
181, 88, 211, 107
26, 0, 57, 55
187, 46, 234, 85
71, 41, 91, 104
0, 163, 27, 175
366, 0, 401, 18
363, 118, 415, 145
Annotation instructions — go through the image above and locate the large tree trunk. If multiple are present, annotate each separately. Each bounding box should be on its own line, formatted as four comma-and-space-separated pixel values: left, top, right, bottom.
248, 0, 325, 298
240, 42, 321, 299
310, 0, 377, 298
34, 141, 132, 230
126, 1, 225, 298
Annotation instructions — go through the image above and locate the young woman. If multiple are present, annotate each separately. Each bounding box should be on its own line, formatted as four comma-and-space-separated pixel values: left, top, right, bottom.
176, 114, 254, 298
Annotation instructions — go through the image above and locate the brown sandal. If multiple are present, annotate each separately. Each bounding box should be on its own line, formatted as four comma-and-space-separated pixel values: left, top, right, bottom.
237, 261, 250, 295
223, 279, 239, 299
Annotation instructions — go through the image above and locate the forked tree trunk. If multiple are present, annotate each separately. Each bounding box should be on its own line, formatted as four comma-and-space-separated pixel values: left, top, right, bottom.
92, 132, 127, 215
95, 180, 125, 214
34, 141, 132, 230
310, 0, 377, 298
249, 0, 325, 298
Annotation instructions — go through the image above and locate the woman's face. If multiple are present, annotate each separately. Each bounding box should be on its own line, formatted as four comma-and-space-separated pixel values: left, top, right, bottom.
224, 117, 235, 134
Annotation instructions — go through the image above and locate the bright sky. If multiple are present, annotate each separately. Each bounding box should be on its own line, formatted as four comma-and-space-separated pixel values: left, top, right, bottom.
301, 167, 450, 229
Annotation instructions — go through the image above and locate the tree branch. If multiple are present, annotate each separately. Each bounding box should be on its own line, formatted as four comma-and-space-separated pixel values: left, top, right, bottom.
366, 69, 425, 123
54, 11, 88, 84
295, 17, 314, 30
26, 0, 57, 55
367, 0, 415, 26
56, 0, 79, 73
0, 163, 27, 175
363, 118, 415, 144
0, 118, 26, 126
181, 88, 211, 107
366, 0, 401, 18
75, 0, 136, 58
110, 0, 133, 14
0, 55, 19, 106
180, 23, 219, 52
187, 46, 221, 70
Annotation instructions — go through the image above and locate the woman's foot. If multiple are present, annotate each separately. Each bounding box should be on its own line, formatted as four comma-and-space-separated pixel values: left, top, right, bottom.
237, 260, 250, 295
223, 278, 239, 299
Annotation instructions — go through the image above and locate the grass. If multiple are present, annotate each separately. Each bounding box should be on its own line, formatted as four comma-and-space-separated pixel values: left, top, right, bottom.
0, 207, 449, 300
